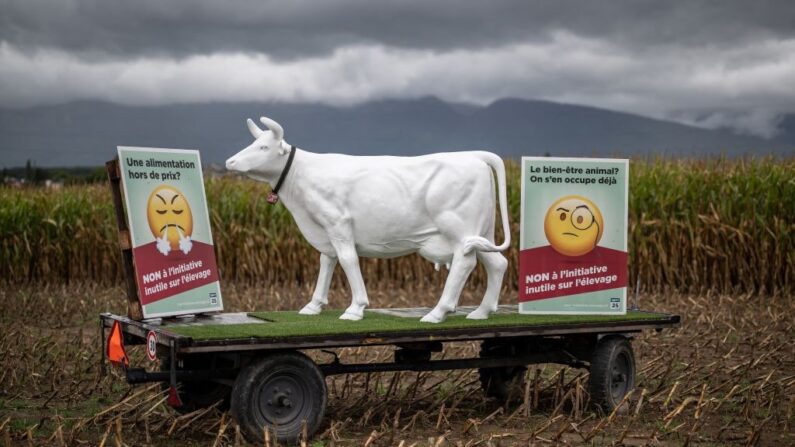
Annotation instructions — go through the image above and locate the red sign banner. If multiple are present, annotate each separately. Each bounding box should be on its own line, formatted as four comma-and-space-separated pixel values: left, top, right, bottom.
519, 245, 628, 302
132, 241, 220, 305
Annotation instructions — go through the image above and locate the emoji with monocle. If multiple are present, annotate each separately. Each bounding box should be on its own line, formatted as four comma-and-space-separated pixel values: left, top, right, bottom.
146, 185, 194, 255
544, 195, 603, 256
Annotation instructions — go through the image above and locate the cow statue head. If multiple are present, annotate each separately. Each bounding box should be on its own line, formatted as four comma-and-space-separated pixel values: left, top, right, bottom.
225, 117, 291, 182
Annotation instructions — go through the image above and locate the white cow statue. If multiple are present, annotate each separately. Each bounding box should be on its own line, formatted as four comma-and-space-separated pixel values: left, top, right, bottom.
225, 117, 510, 323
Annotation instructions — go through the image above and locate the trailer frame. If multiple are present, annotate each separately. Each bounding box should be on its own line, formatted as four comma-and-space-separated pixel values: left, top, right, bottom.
100, 309, 679, 444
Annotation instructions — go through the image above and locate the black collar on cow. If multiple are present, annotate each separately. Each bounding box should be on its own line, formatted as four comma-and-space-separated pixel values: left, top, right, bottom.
266, 144, 296, 205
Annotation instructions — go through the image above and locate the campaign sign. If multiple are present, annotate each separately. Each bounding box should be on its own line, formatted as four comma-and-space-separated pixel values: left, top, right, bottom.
519, 157, 628, 314
117, 147, 223, 319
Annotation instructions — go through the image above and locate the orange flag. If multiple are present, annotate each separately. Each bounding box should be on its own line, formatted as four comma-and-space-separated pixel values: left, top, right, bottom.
106, 321, 129, 367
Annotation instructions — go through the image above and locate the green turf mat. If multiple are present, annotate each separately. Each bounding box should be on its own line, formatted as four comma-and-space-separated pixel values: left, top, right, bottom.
168, 309, 671, 340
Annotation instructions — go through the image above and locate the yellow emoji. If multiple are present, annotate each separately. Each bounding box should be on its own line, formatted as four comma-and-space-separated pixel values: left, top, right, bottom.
146, 185, 193, 251
544, 195, 603, 256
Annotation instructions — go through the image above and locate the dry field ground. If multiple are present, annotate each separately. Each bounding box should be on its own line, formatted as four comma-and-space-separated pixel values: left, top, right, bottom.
1, 282, 792, 446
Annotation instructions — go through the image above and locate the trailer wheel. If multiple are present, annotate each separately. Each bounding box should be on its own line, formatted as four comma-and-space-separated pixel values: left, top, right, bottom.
161, 355, 231, 414
479, 340, 526, 400
231, 352, 326, 445
589, 336, 635, 413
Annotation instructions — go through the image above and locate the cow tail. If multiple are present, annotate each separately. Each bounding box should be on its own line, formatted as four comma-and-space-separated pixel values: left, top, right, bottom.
463, 152, 511, 254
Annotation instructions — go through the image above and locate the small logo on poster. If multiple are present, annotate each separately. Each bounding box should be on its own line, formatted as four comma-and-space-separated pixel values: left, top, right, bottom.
209, 292, 218, 305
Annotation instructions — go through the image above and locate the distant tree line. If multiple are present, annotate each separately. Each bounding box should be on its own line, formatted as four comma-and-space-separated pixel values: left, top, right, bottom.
2, 160, 107, 185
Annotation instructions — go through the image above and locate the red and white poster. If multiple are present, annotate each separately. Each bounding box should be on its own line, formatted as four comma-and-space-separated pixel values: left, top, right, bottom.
118, 146, 223, 318
519, 157, 628, 314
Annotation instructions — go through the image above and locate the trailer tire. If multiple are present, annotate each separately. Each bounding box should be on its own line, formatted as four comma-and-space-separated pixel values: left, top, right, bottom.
231, 352, 326, 445
589, 336, 635, 414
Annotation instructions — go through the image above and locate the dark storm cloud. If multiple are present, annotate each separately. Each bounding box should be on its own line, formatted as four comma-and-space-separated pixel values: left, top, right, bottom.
1, 0, 795, 137
2, 0, 794, 59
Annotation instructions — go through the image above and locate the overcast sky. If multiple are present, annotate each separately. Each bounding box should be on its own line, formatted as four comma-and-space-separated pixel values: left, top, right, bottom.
1, 0, 794, 137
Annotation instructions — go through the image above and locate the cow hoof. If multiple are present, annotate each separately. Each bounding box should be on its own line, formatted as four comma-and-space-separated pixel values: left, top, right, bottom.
466, 308, 490, 320
298, 302, 322, 315
340, 307, 364, 321
420, 312, 445, 323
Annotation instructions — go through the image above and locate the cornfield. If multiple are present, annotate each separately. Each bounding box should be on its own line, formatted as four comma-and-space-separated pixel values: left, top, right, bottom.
1, 158, 793, 293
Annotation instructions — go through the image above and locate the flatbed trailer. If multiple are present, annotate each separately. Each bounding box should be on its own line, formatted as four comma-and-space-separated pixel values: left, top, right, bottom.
100, 305, 679, 444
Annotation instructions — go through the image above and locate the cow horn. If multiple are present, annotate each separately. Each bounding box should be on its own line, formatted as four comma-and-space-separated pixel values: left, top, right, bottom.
260, 116, 284, 141
246, 118, 264, 138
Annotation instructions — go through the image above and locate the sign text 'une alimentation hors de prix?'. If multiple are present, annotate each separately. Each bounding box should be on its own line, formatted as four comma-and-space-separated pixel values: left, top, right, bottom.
118, 147, 223, 318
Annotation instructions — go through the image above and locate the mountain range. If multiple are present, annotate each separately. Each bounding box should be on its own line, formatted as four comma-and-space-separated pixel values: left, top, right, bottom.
1, 97, 792, 167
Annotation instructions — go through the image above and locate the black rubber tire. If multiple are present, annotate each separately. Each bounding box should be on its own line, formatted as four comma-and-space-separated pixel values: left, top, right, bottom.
588, 336, 636, 413
160, 355, 232, 414
478, 340, 526, 400
231, 352, 327, 445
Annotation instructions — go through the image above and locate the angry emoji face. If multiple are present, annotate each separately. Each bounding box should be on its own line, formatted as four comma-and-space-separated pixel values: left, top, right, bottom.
543, 195, 603, 256
146, 185, 193, 250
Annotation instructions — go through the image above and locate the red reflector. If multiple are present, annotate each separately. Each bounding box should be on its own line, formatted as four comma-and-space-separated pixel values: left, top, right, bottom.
167, 386, 183, 408
106, 321, 129, 367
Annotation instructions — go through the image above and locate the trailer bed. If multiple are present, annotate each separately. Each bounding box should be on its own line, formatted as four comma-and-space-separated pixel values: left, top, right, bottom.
101, 305, 680, 443
101, 305, 679, 353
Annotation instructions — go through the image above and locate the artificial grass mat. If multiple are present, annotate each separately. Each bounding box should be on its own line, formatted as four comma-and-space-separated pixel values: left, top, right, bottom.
167, 309, 671, 340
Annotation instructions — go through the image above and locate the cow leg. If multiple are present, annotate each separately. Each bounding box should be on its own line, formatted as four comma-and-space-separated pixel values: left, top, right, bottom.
332, 242, 369, 321
299, 252, 337, 315
420, 249, 477, 323
467, 251, 507, 319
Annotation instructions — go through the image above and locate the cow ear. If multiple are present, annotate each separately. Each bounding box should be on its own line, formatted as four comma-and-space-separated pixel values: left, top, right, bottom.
247, 118, 264, 138
278, 140, 289, 155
